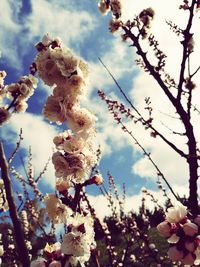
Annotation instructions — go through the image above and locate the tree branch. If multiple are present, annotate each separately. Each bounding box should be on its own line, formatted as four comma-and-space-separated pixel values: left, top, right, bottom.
177, 0, 196, 101
0, 142, 30, 267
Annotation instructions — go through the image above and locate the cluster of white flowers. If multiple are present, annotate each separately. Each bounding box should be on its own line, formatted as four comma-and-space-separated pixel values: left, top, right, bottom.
61, 214, 96, 264
44, 193, 73, 224
0, 180, 8, 212
0, 71, 37, 125
35, 34, 97, 186
98, 0, 122, 33
157, 202, 200, 265
30, 34, 99, 267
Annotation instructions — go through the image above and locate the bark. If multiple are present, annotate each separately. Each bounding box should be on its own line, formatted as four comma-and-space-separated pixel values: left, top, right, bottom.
0, 142, 30, 267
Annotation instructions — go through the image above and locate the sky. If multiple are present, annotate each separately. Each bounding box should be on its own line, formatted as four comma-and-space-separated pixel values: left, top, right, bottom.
0, 0, 200, 219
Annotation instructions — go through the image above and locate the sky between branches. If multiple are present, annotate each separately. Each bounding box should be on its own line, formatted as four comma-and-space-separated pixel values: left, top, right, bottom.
0, 0, 200, 219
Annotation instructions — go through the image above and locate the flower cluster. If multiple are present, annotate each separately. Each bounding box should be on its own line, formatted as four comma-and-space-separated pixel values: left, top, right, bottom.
0, 71, 37, 125
98, 0, 122, 33
44, 193, 73, 224
35, 35, 97, 185
31, 34, 99, 266
157, 202, 200, 265
61, 214, 96, 264
0, 180, 8, 212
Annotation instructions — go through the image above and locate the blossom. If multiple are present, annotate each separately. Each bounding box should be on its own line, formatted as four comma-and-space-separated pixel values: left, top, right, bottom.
194, 246, 200, 265
49, 261, 61, 267
183, 222, 198, 236
7, 75, 37, 100
109, 19, 121, 33
0, 180, 8, 211
52, 152, 69, 178
66, 108, 95, 134
44, 242, 61, 254
43, 95, 68, 123
56, 178, 71, 193
182, 253, 195, 265
167, 234, 180, 244
194, 215, 200, 226
185, 241, 196, 252
168, 246, 184, 261
52, 47, 79, 77
30, 257, 46, 267
63, 135, 86, 153
64, 257, 79, 267
90, 173, 104, 185
15, 101, 28, 113
61, 231, 90, 257
98, 0, 110, 15
41, 33, 53, 46
63, 152, 87, 183
78, 59, 89, 79
157, 221, 172, 237
110, 0, 122, 18
165, 202, 187, 223
0, 245, 4, 256
52, 151, 88, 182
61, 213, 95, 260
44, 193, 72, 223
0, 70, 6, 87
35, 49, 66, 87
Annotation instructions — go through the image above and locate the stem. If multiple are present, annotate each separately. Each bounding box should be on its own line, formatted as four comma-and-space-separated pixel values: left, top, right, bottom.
91, 252, 101, 267
71, 183, 82, 212
0, 142, 30, 267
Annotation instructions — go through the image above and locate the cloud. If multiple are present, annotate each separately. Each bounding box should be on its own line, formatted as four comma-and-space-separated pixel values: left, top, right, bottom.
0, 0, 97, 72
88, 186, 180, 221
0, 0, 23, 69
1, 113, 59, 188
26, 0, 97, 47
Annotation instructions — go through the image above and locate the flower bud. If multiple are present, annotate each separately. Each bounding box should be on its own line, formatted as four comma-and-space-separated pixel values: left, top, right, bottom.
30, 257, 46, 267
165, 202, 187, 223
49, 261, 61, 267
194, 215, 200, 226
183, 222, 198, 236
182, 253, 195, 265
90, 174, 103, 185
185, 241, 195, 252
157, 221, 172, 237
168, 246, 183, 261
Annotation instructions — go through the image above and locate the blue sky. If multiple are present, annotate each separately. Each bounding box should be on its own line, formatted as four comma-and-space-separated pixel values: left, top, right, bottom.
1, 0, 200, 218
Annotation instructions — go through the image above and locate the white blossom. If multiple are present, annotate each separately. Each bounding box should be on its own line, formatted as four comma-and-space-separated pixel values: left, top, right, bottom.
44, 193, 72, 224
165, 202, 187, 223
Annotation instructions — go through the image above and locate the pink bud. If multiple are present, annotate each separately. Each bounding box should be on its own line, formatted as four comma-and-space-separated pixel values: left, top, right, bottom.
185, 241, 195, 252
168, 246, 184, 261
181, 253, 195, 265
30, 258, 46, 267
49, 261, 61, 267
183, 222, 198, 236
157, 221, 172, 237
194, 215, 200, 226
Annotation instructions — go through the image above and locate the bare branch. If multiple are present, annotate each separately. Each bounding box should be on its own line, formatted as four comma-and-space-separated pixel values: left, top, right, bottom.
0, 142, 30, 267
177, 0, 196, 101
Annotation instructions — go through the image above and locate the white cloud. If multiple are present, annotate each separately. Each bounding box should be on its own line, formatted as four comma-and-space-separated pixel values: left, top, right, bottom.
0, 0, 97, 72
27, 0, 97, 47
0, 0, 22, 68
88, 186, 179, 221
1, 113, 59, 188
